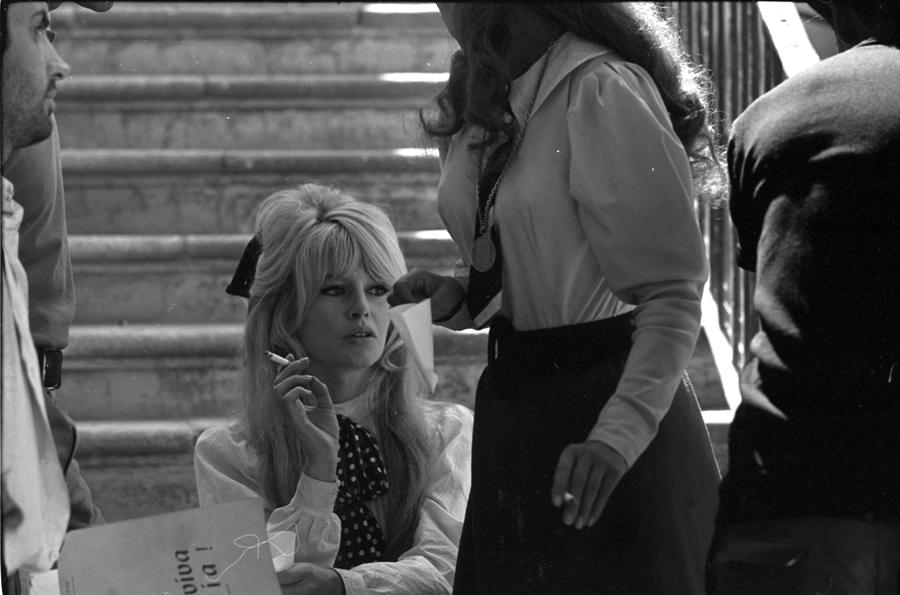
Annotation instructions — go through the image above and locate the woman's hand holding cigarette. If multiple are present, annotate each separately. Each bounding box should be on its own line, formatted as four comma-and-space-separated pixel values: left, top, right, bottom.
267, 351, 319, 411
271, 353, 339, 483
551, 440, 628, 529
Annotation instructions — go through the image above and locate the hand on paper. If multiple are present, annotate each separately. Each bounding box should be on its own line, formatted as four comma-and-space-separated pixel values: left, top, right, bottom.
278, 562, 345, 595
388, 268, 465, 322
551, 440, 628, 529
273, 356, 339, 482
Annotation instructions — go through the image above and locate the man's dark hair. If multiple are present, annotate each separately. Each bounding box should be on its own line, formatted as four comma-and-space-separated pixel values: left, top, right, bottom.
808, 1, 900, 41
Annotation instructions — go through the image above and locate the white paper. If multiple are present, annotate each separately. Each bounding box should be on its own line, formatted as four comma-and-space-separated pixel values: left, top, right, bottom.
57, 499, 281, 594
19, 569, 59, 595
389, 299, 439, 392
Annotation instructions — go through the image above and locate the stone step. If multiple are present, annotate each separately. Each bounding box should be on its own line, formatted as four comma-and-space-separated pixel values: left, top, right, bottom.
56, 324, 487, 421
69, 232, 458, 324
51, 2, 455, 76
55, 74, 446, 149
57, 321, 728, 422
60, 148, 441, 234
77, 417, 731, 523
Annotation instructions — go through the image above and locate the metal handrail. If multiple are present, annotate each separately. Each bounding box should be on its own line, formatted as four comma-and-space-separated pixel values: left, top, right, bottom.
661, 2, 823, 415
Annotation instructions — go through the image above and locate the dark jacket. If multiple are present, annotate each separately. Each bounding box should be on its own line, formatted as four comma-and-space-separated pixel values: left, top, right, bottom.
719, 38, 900, 524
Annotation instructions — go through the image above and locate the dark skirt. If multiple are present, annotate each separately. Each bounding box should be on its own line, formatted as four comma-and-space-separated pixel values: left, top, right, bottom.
453, 314, 720, 594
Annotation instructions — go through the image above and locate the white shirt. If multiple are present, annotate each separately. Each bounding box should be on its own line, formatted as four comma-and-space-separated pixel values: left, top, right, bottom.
1, 176, 70, 573
437, 33, 709, 467
194, 397, 473, 595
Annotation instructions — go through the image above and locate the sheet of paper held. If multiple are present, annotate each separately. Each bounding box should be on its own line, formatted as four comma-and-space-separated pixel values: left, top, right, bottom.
56, 498, 282, 594
389, 298, 439, 392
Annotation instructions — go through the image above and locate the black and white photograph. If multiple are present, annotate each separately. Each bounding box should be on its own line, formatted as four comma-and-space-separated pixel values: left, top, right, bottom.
2, 1, 898, 593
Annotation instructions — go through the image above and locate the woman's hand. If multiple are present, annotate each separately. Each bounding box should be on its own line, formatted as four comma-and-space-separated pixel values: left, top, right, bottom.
278, 563, 345, 595
273, 356, 339, 482
550, 440, 628, 529
388, 268, 466, 322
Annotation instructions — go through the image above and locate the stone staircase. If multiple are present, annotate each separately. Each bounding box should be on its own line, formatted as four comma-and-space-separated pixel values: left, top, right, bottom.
50, 2, 728, 522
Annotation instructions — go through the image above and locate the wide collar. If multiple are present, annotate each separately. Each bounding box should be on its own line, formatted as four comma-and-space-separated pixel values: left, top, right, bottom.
508, 32, 616, 124
333, 386, 376, 433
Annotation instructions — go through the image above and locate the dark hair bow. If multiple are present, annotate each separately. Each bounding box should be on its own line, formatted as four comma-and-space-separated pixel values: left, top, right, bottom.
226, 236, 262, 298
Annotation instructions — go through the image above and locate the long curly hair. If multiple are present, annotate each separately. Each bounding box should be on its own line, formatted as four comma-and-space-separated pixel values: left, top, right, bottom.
421, 3, 722, 188
241, 183, 431, 560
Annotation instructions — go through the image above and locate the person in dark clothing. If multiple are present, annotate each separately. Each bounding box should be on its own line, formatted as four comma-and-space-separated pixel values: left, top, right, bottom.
708, 1, 900, 593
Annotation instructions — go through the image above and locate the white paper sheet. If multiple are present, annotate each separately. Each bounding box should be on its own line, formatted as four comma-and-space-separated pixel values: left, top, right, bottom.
389, 299, 439, 392
57, 499, 281, 594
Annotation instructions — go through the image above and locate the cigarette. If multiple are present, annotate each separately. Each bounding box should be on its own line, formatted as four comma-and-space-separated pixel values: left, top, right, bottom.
265, 351, 290, 366
267, 350, 319, 412
563, 492, 576, 504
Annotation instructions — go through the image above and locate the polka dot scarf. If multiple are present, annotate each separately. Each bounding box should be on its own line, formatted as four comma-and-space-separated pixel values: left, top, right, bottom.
333, 414, 389, 569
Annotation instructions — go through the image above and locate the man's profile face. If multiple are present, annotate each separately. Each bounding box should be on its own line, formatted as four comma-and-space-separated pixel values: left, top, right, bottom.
2, 2, 70, 152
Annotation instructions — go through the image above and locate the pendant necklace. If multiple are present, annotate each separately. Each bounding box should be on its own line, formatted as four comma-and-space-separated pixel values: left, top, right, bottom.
471, 36, 559, 273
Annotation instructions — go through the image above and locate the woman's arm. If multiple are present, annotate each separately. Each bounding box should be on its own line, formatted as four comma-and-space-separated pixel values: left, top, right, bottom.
388, 268, 472, 330
193, 425, 342, 567
567, 59, 708, 466
552, 60, 708, 526
389, 135, 476, 331
333, 404, 474, 595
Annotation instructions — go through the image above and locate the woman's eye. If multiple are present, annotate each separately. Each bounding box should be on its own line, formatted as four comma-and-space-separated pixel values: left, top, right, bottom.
35, 21, 54, 43
368, 286, 389, 296
321, 286, 344, 297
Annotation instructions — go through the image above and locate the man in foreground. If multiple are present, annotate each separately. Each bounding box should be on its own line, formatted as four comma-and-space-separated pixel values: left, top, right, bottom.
4, 0, 113, 534
708, 1, 900, 592
2, 0, 74, 586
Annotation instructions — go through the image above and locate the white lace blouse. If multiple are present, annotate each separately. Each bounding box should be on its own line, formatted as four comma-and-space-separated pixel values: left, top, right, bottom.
194, 397, 473, 595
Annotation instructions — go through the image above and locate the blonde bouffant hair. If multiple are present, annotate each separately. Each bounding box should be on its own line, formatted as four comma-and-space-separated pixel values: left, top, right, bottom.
241, 183, 431, 560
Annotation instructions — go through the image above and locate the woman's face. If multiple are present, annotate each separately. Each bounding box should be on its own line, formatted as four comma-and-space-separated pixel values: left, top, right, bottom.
298, 264, 392, 377
437, 3, 466, 44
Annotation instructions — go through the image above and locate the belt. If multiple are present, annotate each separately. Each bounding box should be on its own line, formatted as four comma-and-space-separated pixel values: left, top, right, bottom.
36, 347, 63, 390
487, 312, 635, 369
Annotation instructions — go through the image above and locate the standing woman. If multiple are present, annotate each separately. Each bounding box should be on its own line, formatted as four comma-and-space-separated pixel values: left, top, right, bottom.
390, 4, 721, 593
195, 184, 473, 594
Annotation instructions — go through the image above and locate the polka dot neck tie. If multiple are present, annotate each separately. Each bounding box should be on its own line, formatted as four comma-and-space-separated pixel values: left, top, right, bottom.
333, 414, 390, 569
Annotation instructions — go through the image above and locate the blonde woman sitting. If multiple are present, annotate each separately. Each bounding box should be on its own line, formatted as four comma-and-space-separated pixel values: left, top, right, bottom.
194, 184, 473, 594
